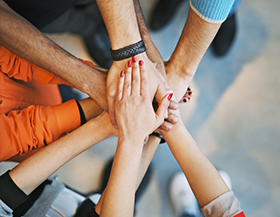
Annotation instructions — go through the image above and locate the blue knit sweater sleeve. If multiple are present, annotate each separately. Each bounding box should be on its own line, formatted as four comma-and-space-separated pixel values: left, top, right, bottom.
190, 0, 235, 23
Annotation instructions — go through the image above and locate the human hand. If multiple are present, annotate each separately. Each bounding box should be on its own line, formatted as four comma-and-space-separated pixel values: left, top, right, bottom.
107, 53, 172, 128
114, 57, 172, 143
165, 61, 194, 103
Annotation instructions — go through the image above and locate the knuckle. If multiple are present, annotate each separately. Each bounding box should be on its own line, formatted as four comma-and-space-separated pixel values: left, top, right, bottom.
124, 83, 131, 89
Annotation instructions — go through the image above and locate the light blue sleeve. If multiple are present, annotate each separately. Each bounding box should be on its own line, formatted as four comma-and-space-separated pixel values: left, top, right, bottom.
0, 199, 13, 217
190, 0, 235, 24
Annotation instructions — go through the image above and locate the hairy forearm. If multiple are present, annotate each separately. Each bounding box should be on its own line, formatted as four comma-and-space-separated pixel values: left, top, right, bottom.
168, 8, 221, 78
133, 0, 166, 76
96, 0, 141, 50
9, 115, 114, 195
161, 122, 229, 206
0, 1, 107, 110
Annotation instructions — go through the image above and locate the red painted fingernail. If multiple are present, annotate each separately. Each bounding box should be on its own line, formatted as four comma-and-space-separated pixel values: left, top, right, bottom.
139, 60, 144, 66
128, 61, 132, 67
120, 70, 125, 77
132, 56, 137, 63
167, 93, 173, 101
187, 87, 191, 91
183, 98, 187, 103
188, 91, 192, 95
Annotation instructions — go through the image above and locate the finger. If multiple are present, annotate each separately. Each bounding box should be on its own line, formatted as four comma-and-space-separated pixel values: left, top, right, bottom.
156, 93, 173, 121
159, 121, 173, 131
131, 56, 140, 95
117, 70, 125, 101
154, 69, 173, 103
179, 97, 188, 103
179, 90, 193, 103
124, 60, 132, 96
108, 95, 118, 129
139, 59, 150, 98
166, 112, 179, 124
187, 90, 193, 97
144, 135, 149, 144
168, 100, 179, 110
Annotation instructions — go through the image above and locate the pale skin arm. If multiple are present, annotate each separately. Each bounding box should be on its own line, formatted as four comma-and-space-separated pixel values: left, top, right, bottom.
159, 106, 229, 207
94, 135, 161, 215
9, 112, 116, 195
166, 8, 221, 101
0, 0, 108, 111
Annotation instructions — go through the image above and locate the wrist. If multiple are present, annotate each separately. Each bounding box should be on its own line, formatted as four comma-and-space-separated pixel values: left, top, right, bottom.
118, 134, 145, 149
160, 120, 185, 138
90, 113, 117, 138
167, 57, 196, 79
111, 52, 148, 68
150, 132, 166, 144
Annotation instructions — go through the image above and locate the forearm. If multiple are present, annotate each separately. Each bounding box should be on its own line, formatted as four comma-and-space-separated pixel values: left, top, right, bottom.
95, 135, 160, 215
100, 138, 143, 217
0, 1, 107, 110
161, 122, 229, 207
133, 0, 166, 76
168, 8, 221, 79
169, 0, 235, 78
9, 114, 114, 195
78, 98, 103, 121
96, 0, 141, 50
136, 136, 160, 187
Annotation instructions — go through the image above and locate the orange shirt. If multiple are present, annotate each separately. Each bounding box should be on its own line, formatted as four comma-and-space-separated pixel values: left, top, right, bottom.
0, 46, 94, 162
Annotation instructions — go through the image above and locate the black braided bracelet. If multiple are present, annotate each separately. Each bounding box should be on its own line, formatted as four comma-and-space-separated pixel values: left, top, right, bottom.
150, 132, 166, 144
110, 40, 146, 61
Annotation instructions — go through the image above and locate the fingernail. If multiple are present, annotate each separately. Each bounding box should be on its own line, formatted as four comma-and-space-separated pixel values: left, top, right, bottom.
128, 61, 132, 67
183, 98, 187, 103
139, 60, 144, 66
187, 87, 191, 91
120, 70, 125, 77
132, 56, 137, 63
188, 91, 192, 95
167, 93, 173, 101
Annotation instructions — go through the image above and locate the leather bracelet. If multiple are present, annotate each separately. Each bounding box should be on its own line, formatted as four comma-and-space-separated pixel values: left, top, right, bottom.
150, 132, 166, 144
110, 40, 146, 61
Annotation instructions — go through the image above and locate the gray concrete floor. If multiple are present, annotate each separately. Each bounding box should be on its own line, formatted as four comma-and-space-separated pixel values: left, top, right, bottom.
1, 0, 280, 216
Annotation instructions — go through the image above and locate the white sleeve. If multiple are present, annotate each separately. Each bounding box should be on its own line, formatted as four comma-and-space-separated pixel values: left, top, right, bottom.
201, 191, 243, 217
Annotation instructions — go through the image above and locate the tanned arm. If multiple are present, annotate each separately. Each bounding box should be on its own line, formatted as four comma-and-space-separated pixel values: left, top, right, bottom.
0, 0, 108, 110
166, 8, 221, 101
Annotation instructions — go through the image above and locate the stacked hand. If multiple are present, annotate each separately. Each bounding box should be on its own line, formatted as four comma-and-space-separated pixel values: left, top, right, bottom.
114, 57, 172, 143
107, 53, 173, 129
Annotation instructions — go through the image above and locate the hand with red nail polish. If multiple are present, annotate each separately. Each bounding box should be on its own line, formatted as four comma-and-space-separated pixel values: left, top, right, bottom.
106, 53, 173, 129
114, 57, 171, 144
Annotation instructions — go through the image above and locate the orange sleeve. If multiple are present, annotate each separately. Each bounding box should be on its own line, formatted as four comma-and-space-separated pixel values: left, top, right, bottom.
0, 46, 95, 86
0, 99, 81, 162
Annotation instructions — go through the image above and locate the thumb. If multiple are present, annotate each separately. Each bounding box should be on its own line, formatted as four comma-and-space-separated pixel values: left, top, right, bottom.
155, 93, 173, 121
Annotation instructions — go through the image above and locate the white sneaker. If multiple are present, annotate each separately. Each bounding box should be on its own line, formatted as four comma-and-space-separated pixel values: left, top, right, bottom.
168, 172, 200, 217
